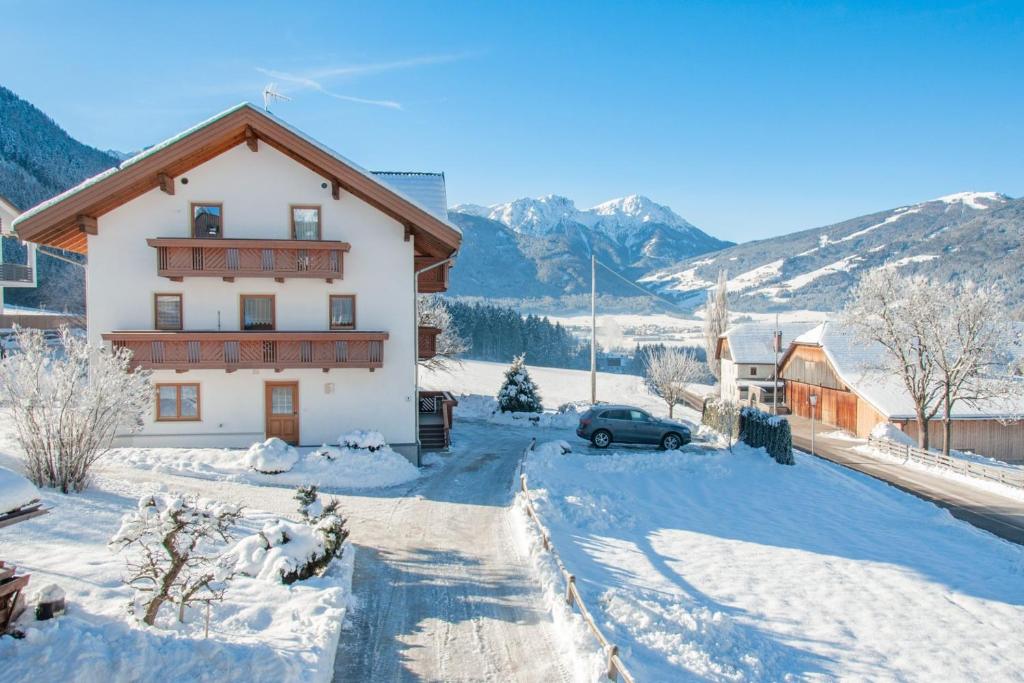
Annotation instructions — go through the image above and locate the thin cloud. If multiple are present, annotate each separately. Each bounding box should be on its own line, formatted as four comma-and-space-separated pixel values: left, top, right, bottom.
256, 53, 471, 110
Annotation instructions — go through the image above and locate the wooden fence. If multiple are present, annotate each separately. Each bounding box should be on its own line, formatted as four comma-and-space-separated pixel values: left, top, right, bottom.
517, 442, 636, 683
868, 437, 1024, 490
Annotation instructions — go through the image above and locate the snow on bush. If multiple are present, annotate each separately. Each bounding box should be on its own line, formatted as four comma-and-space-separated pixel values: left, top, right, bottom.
245, 438, 299, 474
455, 393, 580, 429
0, 464, 40, 514
109, 493, 242, 625
339, 430, 387, 452
701, 398, 741, 450
740, 407, 794, 465
0, 326, 151, 493
497, 354, 543, 413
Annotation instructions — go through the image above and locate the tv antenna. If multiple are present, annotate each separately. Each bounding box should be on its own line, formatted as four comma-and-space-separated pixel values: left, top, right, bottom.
262, 83, 291, 112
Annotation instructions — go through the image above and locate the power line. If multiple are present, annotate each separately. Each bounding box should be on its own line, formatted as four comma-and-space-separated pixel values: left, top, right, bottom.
593, 258, 694, 316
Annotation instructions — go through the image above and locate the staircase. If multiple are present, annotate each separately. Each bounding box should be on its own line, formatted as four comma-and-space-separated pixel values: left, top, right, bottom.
419, 421, 448, 450
418, 390, 457, 452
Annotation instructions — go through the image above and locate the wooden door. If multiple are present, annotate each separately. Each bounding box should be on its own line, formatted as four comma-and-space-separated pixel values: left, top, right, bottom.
265, 382, 299, 444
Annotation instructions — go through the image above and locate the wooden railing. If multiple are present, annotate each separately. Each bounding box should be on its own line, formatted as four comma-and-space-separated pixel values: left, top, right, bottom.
418, 325, 440, 360
103, 330, 388, 371
518, 442, 636, 683
148, 238, 350, 282
868, 436, 1024, 490
416, 257, 449, 293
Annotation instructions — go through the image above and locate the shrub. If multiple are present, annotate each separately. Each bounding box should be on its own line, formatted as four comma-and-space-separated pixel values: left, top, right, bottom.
740, 407, 794, 465
245, 438, 299, 474
702, 398, 741, 450
497, 354, 542, 413
339, 430, 387, 452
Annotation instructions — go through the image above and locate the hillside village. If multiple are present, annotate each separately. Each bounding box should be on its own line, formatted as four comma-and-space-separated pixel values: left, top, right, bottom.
2, 5, 1024, 681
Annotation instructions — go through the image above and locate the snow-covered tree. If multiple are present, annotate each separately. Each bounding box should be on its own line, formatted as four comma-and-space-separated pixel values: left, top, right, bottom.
497, 354, 542, 413
843, 270, 944, 449
0, 326, 151, 492
643, 346, 702, 418
417, 294, 468, 372
110, 493, 242, 626
702, 270, 729, 380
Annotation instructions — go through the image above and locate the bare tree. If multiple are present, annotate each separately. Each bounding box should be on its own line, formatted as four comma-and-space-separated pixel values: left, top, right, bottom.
922, 281, 1019, 455
417, 294, 468, 372
0, 326, 151, 492
843, 270, 944, 449
643, 346, 703, 418
110, 493, 242, 625
702, 269, 729, 380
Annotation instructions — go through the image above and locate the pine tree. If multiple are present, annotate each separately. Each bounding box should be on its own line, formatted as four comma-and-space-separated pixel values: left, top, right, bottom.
497, 354, 543, 413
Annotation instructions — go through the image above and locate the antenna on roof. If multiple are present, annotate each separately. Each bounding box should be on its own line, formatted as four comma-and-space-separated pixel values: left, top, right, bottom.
262, 83, 291, 112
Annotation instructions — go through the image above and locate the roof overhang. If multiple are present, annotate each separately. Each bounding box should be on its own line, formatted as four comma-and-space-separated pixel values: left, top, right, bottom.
13, 103, 461, 257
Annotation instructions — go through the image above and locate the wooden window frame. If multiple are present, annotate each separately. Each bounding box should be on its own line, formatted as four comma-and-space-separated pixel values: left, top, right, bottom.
240, 294, 276, 331
153, 293, 183, 331
290, 204, 322, 240
329, 294, 356, 330
155, 383, 201, 422
190, 202, 224, 238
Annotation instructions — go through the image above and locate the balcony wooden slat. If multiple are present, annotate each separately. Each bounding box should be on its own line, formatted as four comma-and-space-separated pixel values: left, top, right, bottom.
147, 238, 349, 281
418, 325, 440, 361
416, 256, 449, 293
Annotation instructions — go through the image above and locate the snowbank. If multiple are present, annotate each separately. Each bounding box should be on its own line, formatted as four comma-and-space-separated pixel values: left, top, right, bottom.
245, 438, 299, 474
0, 485, 355, 683
453, 393, 581, 429
338, 430, 387, 452
517, 437, 1024, 680
104, 442, 419, 491
230, 518, 345, 584
870, 421, 916, 446
0, 465, 39, 514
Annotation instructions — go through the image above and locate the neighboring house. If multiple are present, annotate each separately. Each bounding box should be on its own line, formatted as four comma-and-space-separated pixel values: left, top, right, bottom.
0, 193, 38, 314
779, 321, 1024, 463
715, 321, 816, 406
13, 103, 461, 463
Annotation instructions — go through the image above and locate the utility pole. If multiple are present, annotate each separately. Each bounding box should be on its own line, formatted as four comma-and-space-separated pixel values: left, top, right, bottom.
772, 313, 781, 416
809, 392, 818, 457
590, 254, 597, 405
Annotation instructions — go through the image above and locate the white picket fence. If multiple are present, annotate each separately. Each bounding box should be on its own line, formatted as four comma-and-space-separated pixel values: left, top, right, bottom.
868, 437, 1024, 490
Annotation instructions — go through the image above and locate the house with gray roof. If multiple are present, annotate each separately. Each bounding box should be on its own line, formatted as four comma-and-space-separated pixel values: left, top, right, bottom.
715, 321, 817, 407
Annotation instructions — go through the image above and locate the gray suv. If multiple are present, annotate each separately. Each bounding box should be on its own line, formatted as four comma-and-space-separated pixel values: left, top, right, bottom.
576, 405, 692, 450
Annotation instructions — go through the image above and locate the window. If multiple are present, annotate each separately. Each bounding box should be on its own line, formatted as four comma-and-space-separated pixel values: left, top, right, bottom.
629, 409, 651, 422
291, 205, 321, 240
154, 293, 183, 330
241, 295, 275, 330
191, 203, 223, 238
156, 384, 200, 421
329, 295, 355, 330
750, 367, 757, 376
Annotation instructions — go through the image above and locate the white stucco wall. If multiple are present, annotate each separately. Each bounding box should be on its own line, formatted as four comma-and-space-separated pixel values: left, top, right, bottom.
719, 360, 776, 402
87, 143, 417, 449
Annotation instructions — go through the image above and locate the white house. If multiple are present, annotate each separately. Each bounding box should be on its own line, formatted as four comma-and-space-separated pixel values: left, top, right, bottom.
0, 193, 38, 313
13, 103, 462, 463
715, 321, 816, 406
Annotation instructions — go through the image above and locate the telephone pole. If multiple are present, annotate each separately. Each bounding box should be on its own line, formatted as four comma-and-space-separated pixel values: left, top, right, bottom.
590, 254, 597, 404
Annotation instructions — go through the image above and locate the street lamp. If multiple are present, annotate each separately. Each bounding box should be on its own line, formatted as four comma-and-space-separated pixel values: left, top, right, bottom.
808, 393, 818, 456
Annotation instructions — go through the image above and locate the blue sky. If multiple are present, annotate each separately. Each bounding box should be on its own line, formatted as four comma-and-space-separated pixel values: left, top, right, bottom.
2, 1, 1022, 242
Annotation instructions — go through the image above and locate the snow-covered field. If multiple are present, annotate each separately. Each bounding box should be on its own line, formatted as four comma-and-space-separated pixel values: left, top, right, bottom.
519, 437, 1024, 681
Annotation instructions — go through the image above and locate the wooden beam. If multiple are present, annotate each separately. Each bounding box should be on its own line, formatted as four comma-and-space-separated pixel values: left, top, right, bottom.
245, 126, 258, 152
157, 172, 175, 195
331, 180, 341, 200
404, 226, 413, 242
76, 215, 98, 235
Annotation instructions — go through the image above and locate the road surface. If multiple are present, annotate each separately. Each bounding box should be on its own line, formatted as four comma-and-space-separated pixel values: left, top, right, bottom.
786, 414, 1024, 545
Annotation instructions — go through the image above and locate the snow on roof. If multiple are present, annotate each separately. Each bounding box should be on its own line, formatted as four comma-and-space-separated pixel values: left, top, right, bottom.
372, 172, 448, 221
723, 321, 818, 364
0, 466, 39, 515
13, 102, 462, 236
799, 321, 1024, 420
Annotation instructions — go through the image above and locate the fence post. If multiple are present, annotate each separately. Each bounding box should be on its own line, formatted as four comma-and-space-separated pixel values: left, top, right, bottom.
606, 644, 620, 681
565, 573, 576, 607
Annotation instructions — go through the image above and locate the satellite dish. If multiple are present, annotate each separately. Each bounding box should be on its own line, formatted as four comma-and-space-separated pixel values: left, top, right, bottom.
262, 83, 292, 112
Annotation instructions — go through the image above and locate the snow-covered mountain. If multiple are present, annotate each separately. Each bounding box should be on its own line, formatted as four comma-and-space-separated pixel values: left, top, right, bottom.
447, 194, 733, 299
642, 191, 1024, 314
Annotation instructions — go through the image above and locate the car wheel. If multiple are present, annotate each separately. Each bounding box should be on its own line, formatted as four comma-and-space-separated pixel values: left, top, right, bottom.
661, 433, 683, 451
591, 430, 612, 449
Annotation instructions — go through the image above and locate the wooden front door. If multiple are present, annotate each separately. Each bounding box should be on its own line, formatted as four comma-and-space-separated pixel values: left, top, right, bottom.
265, 382, 299, 444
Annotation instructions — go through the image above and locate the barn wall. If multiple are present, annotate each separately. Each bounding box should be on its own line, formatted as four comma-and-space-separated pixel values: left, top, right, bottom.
902, 419, 1024, 464
780, 346, 846, 390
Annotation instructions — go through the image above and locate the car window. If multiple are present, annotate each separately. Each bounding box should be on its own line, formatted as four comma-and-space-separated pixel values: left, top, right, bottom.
604, 409, 628, 420
629, 410, 649, 421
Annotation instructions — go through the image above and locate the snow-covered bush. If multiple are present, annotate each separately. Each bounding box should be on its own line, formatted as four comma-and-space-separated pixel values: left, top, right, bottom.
339, 430, 387, 452
643, 346, 703, 418
497, 354, 543, 413
702, 398, 741, 451
245, 438, 299, 474
295, 484, 341, 521
109, 493, 242, 626
740, 407, 794, 465
230, 515, 348, 585
0, 326, 150, 493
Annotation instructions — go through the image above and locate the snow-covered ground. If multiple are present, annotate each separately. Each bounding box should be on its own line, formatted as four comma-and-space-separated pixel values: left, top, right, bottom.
519, 436, 1024, 681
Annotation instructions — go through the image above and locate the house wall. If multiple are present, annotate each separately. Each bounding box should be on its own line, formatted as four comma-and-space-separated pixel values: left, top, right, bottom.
87, 143, 417, 452
719, 356, 776, 402
901, 419, 1024, 464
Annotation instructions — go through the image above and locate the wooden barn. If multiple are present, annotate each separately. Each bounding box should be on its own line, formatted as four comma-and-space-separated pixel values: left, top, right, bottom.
779, 322, 1024, 463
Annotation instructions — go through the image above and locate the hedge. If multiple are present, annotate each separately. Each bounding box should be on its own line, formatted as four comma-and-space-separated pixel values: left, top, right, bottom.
740, 406, 794, 465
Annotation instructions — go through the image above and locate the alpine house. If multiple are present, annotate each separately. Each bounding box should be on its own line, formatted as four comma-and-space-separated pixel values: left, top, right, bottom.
13, 103, 461, 463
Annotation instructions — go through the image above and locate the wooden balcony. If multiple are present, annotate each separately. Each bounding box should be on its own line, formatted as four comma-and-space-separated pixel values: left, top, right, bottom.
103, 330, 388, 372
418, 325, 440, 360
416, 257, 450, 293
148, 238, 350, 282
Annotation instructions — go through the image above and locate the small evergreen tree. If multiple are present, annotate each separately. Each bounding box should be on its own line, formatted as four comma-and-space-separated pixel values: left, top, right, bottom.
497, 354, 543, 413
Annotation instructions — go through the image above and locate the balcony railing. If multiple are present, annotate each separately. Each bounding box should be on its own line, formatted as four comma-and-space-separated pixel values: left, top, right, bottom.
418, 325, 440, 360
416, 257, 450, 293
0, 262, 34, 285
148, 238, 351, 282
103, 330, 388, 371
